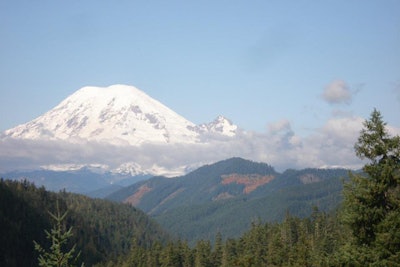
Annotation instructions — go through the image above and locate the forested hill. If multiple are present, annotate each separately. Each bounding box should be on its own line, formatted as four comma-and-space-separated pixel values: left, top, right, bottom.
107, 157, 279, 213
0, 179, 170, 267
106, 157, 349, 242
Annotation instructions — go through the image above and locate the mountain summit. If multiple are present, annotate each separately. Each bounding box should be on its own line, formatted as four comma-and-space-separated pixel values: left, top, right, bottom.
4, 85, 237, 145
194, 115, 237, 137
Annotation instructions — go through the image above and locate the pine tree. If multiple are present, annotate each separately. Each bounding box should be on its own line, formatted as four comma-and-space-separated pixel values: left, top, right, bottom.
343, 109, 400, 265
211, 233, 223, 266
194, 240, 212, 267
34, 201, 83, 267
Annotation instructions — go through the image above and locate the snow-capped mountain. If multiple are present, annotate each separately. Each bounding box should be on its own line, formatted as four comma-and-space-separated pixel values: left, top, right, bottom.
195, 115, 237, 137
2, 84, 239, 177
111, 162, 199, 178
4, 85, 237, 145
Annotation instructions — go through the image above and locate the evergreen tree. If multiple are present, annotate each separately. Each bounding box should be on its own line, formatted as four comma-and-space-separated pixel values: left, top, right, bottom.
343, 109, 400, 265
34, 201, 83, 267
194, 240, 212, 267
221, 238, 238, 267
159, 241, 183, 267
211, 233, 223, 266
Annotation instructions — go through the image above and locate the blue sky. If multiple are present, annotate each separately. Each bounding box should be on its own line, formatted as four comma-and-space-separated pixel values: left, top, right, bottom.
1, 1, 399, 137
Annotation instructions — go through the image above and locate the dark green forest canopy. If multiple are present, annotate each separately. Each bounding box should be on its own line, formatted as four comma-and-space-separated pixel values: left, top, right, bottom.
0, 179, 169, 267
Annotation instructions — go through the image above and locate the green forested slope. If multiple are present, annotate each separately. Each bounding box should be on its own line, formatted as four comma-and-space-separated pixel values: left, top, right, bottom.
155, 174, 346, 243
117, 209, 349, 267
0, 179, 169, 267
107, 158, 278, 215
107, 158, 349, 243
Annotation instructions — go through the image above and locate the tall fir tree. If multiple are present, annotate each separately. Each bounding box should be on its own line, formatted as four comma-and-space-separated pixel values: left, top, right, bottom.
343, 109, 400, 265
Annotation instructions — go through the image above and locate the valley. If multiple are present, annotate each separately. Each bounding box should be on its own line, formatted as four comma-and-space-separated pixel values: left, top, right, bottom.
2, 157, 349, 245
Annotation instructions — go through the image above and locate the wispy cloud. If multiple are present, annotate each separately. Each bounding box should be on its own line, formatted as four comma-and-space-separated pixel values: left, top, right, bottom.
322, 80, 352, 105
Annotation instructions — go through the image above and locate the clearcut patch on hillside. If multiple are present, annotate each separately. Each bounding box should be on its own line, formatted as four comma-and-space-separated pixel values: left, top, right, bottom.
124, 184, 152, 206
221, 174, 275, 194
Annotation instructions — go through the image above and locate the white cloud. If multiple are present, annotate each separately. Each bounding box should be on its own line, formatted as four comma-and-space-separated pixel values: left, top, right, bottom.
304, 116, 365, 169
267, 119, 291, 134
0, 114, 380, 174
322, 80, 352, 104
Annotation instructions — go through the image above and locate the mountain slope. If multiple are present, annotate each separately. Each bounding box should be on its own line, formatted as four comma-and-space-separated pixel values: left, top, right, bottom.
106, 157, 349, 243
4, 85, 201, 145
107, 157, 278, 214
194, 115, 238, 137
1, 169, 150, 194
0, 179, 170, 266
155, 174, 346, 242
